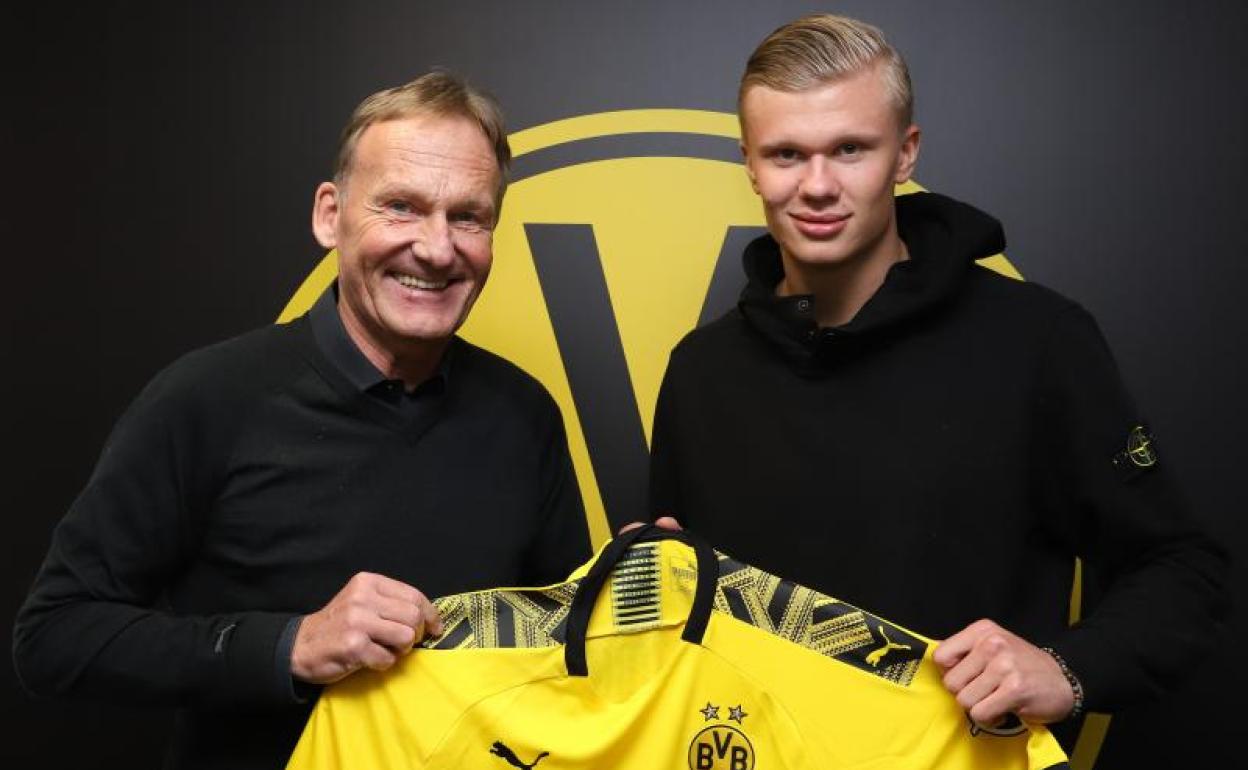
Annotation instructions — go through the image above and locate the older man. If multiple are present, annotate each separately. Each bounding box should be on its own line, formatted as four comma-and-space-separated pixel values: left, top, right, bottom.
649, 14, 1226, 745
14, 71, 590, 770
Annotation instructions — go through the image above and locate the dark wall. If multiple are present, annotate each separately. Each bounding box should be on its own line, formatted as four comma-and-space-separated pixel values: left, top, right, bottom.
5, 1, 1243, 766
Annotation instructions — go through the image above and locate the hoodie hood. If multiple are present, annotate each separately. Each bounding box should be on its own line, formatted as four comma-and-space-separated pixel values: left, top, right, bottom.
738, 191, 1006, 372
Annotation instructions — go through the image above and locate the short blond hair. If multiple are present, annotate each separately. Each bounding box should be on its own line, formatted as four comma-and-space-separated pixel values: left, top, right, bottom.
333, 70, 511, 199
740, 14, 913, 128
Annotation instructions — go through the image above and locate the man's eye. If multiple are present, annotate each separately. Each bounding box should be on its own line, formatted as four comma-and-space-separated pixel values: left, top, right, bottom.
451, 212, 492, 231
838, 143, 861, 156
386, 200, 413, 214
775, 148, 801, 163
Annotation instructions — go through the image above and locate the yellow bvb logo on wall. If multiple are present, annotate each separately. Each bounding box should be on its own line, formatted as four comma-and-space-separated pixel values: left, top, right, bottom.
280, 109, 1013, 544
279, 109, 1106, 770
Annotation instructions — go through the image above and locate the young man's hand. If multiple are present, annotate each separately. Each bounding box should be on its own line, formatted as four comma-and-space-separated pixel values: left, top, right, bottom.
934, 619, 1076, 725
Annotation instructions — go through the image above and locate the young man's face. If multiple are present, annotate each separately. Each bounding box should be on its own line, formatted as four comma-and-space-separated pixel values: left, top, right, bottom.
312, 115, 500, 358
740, 64, 920, 276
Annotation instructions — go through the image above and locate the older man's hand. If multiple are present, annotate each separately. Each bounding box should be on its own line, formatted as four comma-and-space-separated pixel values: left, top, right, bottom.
291, 572, 442, 684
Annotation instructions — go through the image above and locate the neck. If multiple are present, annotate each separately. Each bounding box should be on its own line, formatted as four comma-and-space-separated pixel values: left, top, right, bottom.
778, 231, 909, 328
338, 305, 447, 391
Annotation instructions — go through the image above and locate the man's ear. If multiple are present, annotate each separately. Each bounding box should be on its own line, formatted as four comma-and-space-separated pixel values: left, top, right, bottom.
311, 182, 341, 249
894, 124, 921, 184
740, 141, 760, 194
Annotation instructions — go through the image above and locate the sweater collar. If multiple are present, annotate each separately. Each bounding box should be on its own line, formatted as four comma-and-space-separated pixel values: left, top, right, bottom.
308, 283, 451, 396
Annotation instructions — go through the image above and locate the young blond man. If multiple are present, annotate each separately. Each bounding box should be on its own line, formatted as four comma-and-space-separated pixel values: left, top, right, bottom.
650, 14, 1225, 742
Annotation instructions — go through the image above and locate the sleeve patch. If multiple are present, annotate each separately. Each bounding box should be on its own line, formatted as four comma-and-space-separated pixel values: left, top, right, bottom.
1111, 424, 1158, 481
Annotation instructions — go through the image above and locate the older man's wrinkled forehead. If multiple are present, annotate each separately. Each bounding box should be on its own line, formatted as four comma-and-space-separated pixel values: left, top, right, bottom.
343, 115, 504, 207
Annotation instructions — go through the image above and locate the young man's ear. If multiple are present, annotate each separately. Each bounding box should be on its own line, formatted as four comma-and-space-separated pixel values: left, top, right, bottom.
311, 182, 341, 249
740, 141, 760, 194
893, 125, 921, 185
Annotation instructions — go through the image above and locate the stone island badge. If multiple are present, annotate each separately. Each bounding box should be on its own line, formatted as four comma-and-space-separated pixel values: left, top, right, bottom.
688, 702, 755, 769
1112, 424, 1158, 481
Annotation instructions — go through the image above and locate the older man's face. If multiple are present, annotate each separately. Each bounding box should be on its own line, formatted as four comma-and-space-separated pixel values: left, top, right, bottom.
315, 115, 500, 358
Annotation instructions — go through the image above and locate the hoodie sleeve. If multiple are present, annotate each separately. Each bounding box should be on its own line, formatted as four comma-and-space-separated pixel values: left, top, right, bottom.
1035, 304, 1228, 711
11, 357, 300, 709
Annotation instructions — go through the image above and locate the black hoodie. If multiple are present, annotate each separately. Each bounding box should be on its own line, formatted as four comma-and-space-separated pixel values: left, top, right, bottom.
649, 192, 1226, 730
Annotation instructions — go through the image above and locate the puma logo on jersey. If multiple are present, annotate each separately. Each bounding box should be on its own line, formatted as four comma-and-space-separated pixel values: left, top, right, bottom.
489, 741, 549, 769
865, 625, 913, 666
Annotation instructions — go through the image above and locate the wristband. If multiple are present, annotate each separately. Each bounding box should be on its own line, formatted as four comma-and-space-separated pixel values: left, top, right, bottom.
1041, 646, 1085, 721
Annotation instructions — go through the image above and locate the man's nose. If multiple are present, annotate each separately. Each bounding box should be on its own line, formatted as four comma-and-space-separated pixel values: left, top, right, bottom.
799, 155, 840, 200
411, 214, 455, 267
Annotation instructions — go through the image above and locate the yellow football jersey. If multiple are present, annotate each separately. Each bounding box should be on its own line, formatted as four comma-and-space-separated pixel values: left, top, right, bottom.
287, 527, 1069, 769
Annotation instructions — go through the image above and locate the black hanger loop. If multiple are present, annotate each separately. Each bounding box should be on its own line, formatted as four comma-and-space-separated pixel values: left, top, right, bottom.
564, 525, 718, 677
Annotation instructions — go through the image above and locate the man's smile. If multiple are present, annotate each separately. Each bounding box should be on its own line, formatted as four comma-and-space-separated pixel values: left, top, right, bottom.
392, 271, 453, 291
790, 211, 850, 238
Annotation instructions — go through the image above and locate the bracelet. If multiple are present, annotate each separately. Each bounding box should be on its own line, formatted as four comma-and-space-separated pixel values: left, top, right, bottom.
1041, 647, 1085, 721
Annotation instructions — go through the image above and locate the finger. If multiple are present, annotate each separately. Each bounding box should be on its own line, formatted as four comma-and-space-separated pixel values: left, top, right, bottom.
356, 640, 399, 672
941, 642, 993, 694
933, 619, 998, 668
363, 616, 421, 652
968, 686, 1018, 728
374, 594, 424, 630
372, 579, 442, 636
933, 631, 977, 670
414, 591, 442, 636
933, 639, 971, 670
371, 575, 424, 604
952, 667, 1002, 713
618, 517, 684, 535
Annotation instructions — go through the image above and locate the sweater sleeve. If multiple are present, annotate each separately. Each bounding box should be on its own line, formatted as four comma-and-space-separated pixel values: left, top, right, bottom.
11, 359, 299, 708
647, 351, 682, 522
519, 398, 592, 586
1036, 305, 1228, 711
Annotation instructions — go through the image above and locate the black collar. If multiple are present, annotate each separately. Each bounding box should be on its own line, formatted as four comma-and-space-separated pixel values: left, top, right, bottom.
308, 283, 450, 400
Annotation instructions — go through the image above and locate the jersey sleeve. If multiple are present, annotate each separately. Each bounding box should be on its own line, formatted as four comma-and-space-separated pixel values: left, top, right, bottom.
1035, 304, 1228, 709
12, 357, 298, 708
285, 651, 532, 770
286, 585, 571, 770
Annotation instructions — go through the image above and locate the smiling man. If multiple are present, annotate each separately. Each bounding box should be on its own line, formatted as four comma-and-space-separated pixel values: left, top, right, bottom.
13, 72, 590, 770
649, 14, 1226, 749
312, 104, 501, 387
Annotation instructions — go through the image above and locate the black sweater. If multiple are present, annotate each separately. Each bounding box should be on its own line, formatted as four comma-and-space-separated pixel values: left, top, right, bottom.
13, 315, 590, 769
650, 192, 1227, 720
